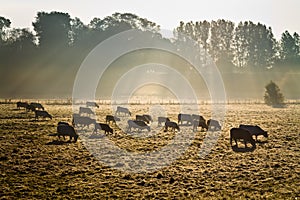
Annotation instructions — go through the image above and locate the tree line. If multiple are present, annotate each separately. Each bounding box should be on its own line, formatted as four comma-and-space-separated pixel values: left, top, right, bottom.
0, 11, 299, 72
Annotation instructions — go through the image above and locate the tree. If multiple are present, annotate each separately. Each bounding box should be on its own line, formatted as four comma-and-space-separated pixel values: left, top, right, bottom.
32, 11, 71, 48
279, 30, 300, 64
0, 16, 11, 45
209, 19, 235, 64
264, 81, 284, 106
233, 21, 276, 69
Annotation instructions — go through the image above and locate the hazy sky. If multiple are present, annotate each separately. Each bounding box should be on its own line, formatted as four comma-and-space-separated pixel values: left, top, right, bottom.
1, 0, 300, 39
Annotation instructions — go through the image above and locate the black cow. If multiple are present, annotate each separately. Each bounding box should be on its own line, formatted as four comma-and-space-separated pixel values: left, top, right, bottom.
79, 107, 95, 116
230, 128, 256, 148
207, 119, 221, 131
105, 115, 120, 124
165, 121, 180, 132
93, 123, 113, 134
127, 120, 150, 132
136, 115, 150, 124
239, 124, 268, 141
72, 116, 96, 128
193, 120, 208, 132
35, 110, 52, 120
16, 101, 29, 110
191, 114, 206, 122
86, 101, 99, 108
143, 114, 153, 122
158, 117, 170, 126
30, 102, 44, 111
57, 124, 78, 142
178, 114, 193, 125
115, 106, 131, 116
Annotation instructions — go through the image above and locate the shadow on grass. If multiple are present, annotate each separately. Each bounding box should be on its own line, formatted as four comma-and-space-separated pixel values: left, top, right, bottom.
178, 124, 193, 127
29, 119, 51, 122
46, 140, 72, 145
256, 140, 268, 144
231, 145, 256, 152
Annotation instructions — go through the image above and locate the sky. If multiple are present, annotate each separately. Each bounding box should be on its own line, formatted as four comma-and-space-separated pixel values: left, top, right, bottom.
1, 0, 300, 39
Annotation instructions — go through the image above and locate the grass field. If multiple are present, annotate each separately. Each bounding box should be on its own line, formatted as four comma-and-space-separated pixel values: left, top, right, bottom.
0, 102, 299, 199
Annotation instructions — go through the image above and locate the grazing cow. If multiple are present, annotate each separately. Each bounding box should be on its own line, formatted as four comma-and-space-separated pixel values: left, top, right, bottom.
143, 114, 153, 122
105, 115, 120, 124
191, 114, 206, 122
115, 106, 131, 116
30, 102, 44, 111
16, 102, 29, 110
158, 117, 170, 126
93, 123, 113, 134
79, 107, 95, 116
72, 116, 96, 128
35, 110, 52, 120
230, 128, 256, 148
86, 101, 99, 108
127, 120, 150, 132
26, 104, 36, 112
239, 124, 268, 141
57, 124, 78, 142
193, 120, 208, 132
207, 119, 221, 131
136, 115, 150, 124
58, 121, 69, 126
165, 121, 180, 132
178, 114, 193, 125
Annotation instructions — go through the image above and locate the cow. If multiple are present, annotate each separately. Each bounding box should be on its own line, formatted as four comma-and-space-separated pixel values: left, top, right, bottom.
178, 114, 193, 125
165, 121, 180, 132
79, 107, 95, 116
26, 104, 36, 112
230, 128, 256, 148
16, 101, 29, 110
143, 114, 153, 122
158, 117, 170, 126
191, 114, 206, 122
193, 120, 208, 132
86, 101, 99, 108
72, 116, 96, 128
115, 106, 131, 116
127, 120, 150, 132
207, 119, 221, 131
35, 110, 52, 120
239, 124, 268, 141
136, 115, 150, 124
57, 124, 78, 142
58, 121, 69, 126
93, 123, 113, 134
30, 102, 44, 111
105, 115, 120, 124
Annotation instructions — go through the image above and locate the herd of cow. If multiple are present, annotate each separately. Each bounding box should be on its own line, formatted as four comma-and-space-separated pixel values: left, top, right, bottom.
15, 101, 268, 149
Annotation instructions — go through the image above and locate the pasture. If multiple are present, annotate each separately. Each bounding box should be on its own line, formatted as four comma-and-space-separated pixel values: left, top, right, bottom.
0, 102, 299, 199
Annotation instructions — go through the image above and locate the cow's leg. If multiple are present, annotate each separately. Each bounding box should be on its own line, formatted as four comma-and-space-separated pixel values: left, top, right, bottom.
244, 140, 248, 148
235, 139, 238, 148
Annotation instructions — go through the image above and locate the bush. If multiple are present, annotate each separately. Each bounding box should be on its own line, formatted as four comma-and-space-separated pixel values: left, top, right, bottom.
264, 81, 284, 106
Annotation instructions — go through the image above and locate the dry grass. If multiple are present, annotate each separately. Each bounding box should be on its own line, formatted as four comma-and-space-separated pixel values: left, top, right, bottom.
0, 103, 299, 199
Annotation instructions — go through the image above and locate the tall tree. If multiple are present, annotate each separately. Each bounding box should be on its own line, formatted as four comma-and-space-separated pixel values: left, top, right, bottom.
209, 19, 235, 64
233, 21, 276, 68
0, 16, 11, 45
279, 30, 300, 64
32, 11, 71, 48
